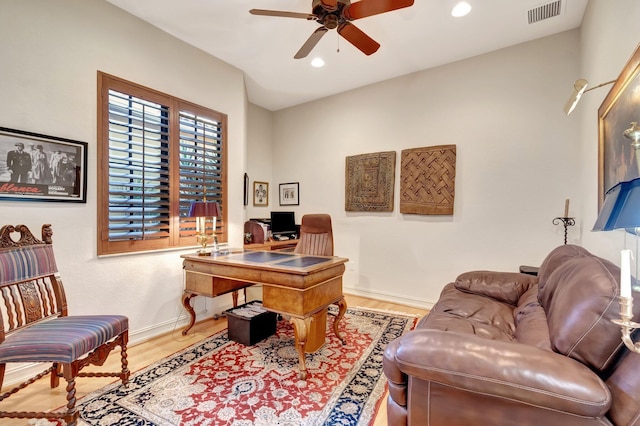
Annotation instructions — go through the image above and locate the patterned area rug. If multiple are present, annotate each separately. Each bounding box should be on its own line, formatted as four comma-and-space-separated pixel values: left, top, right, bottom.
38, 306, 417, 426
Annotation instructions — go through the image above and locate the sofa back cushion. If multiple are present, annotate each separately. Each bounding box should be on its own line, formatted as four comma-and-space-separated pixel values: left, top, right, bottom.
537, 245, 591, 298
538, 245, 624, 372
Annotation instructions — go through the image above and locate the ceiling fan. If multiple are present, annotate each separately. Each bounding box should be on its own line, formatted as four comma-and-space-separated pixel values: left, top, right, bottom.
250, 0, 414, 59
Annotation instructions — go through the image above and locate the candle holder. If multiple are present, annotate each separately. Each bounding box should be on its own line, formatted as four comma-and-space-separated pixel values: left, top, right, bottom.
612, 296, 640, 353
552, 217, 575, 245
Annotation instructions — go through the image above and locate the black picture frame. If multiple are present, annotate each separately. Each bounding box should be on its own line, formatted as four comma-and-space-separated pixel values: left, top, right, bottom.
244, 173, 249, 206
279, 182, 299, 206
0, 127, 87, 203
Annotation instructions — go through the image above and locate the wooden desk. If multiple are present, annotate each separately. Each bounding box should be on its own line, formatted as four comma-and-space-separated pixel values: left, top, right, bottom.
181, 250, 348, 379
244, 239, 299, 251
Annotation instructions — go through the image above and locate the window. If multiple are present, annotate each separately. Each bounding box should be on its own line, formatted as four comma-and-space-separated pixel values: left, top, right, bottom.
97, 72, 227, 255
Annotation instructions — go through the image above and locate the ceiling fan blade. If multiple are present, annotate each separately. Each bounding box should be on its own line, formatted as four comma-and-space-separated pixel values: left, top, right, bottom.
337, 22, 380, 56
294, 27, 329, 59
250, 9, 316, 20
343, 0, 414, 20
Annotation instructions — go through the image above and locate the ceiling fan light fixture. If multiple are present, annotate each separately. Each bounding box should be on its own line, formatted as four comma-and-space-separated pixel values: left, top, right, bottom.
311, 57, 325, 67
452, 1, 472, 17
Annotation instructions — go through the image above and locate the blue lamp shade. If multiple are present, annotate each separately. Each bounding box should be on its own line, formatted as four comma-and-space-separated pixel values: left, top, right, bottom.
188, 201, 220, 218
593, 177, 640, 232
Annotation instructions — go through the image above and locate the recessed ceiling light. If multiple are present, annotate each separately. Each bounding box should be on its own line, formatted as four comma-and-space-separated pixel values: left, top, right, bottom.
451, 1, 471, 17
311, 57, 325, 68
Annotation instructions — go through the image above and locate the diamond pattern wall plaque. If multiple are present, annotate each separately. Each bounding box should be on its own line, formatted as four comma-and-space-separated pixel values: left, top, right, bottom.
345, 151, 396, 212
400, 145, 456, 215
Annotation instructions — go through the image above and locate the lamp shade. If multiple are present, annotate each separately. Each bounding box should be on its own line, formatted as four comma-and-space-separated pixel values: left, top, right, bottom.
593, 177, 640, 232
188, 201, 220, 217
564, 79, 589, 115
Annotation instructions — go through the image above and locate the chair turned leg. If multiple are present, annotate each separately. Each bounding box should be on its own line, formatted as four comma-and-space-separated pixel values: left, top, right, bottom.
63, 364, 79, 426
120, 332, 130, 386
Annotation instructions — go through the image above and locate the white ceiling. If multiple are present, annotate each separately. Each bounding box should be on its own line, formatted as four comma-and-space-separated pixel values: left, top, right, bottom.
104, 0, 588, 111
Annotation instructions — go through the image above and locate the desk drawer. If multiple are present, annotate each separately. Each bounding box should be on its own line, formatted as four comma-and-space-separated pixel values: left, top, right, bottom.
185, 271, 250, 297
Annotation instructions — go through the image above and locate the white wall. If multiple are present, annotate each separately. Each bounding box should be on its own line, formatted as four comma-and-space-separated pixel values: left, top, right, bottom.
0, 0, 248, 362
246, 104, 274, 220
269, 30, 582, 307
578, 0, 640, 261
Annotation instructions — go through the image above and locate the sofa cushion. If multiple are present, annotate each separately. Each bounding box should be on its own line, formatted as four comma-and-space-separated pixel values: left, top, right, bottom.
421, 283, 516, 341
539, 250, 623, 372
514, 286, 552, 350
537, 245, 590, 299
455, 270, 537, 306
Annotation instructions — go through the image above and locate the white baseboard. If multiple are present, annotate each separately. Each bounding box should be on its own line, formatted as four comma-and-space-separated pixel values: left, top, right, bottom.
343, 286, 435, 311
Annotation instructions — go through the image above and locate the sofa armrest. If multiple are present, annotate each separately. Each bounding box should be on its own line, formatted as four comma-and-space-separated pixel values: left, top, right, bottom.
385, 329, 611, 418
455, 270, 537, 305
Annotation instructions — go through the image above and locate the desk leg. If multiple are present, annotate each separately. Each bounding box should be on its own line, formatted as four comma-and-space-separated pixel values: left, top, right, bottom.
334, 297, 347, 345
181, 291, 197, 336
290, 317, 313, 380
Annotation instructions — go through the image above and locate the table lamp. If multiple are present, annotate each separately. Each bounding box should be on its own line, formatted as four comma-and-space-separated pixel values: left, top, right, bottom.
592, 177, 640, 353
188, 200, 220, 255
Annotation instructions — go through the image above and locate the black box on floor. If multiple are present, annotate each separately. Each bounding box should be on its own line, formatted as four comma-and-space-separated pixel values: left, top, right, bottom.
225, 301, 277, 345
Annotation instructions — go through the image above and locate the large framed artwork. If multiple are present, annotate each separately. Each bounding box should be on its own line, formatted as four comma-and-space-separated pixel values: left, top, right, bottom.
345, 151, 396, 212
400, 145, 456, 215
0, 127, 87, 203
598, 43, 640, 209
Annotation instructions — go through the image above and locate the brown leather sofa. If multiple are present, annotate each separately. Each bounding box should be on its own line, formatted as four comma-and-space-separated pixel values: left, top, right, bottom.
384, 245, 640, 425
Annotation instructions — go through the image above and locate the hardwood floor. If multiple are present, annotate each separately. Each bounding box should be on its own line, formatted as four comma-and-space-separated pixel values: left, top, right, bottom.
1, 294, 428, 425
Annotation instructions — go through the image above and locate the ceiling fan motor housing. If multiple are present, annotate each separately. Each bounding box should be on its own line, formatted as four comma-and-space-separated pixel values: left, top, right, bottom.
313, 0, 350, 29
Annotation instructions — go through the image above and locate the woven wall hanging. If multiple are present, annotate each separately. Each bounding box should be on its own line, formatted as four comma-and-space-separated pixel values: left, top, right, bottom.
400, 145, 456, 215
345, 151, 396, 212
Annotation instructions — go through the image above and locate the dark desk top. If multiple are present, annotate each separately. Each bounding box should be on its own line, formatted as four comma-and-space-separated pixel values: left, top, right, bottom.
182, 250, 348, 274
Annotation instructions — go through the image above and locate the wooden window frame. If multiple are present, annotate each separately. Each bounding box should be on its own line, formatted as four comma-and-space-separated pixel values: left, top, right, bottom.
97, 72, 227, 255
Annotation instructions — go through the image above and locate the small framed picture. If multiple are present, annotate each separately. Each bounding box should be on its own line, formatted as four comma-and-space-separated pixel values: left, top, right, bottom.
279, 182, 299, 206
253, 181, 268, 206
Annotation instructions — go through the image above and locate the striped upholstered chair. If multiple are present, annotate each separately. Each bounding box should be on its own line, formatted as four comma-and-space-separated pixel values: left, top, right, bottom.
293, 214, 334, 256
0, 224, 129, 425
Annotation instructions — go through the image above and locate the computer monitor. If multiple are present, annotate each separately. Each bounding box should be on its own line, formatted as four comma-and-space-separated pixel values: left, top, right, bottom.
270, 211, 296, 236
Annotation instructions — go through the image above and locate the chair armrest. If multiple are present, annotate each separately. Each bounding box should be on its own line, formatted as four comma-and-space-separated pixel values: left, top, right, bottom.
454, 270, 537, 305
386, 329, 611, 418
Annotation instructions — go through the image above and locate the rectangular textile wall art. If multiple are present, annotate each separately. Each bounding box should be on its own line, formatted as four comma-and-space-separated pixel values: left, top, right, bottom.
400, 145, 456, 215
345, 151, 396, 212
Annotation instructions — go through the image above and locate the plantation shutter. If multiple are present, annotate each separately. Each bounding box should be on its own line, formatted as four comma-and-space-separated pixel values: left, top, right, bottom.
98, 72, 228, 255
178, 112, 224, 238
106, 90, 171, 242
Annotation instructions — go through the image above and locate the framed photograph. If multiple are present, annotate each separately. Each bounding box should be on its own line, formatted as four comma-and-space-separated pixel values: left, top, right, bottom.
0, 127, 87, 203
279, 182, 299, 206
598, 44, 640, 208
253, 181, 268, 206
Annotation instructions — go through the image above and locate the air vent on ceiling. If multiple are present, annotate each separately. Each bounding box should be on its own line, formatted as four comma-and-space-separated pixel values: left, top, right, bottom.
527, 0, 562, 24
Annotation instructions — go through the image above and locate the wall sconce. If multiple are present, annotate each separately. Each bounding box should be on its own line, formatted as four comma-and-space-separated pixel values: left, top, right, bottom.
188, 201, 220, 255
593, 177, 640, 353
563, 79, 616, 115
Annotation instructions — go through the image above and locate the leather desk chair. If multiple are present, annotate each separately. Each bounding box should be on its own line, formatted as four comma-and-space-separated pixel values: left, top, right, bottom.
293, 214, 340, 332
294, 214, 333, 256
